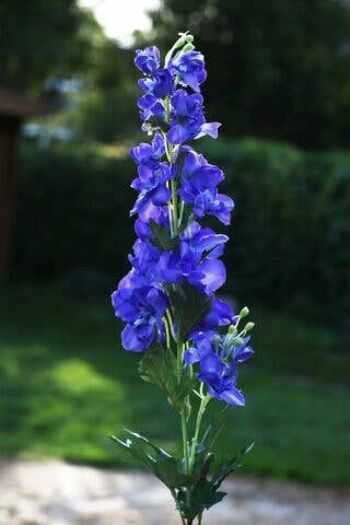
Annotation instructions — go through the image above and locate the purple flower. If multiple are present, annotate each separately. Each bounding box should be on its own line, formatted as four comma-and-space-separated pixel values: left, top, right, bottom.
157, 251, 226, 293
198, 352, 245, 405
184, 331, 253, 405
191, 298, 235, 336
130, 133, 165, 166
129, 221, 227, 294
139, 68, 175, 98
178, 148, 234, 224
135, 203, 169, 240
170, 50, 207, 92
155, 251, 183, 283
130, 162, 172, 215
204, 299, 234, 327
129, 239, 162, 282
130, 134, 169, 215
157, 222, 228, 293
178, 222, 228, 293
233, 336, 254, 363
179, 221, 228, 258
111, 270, 167, 352
138, 94, 165, 122
168, 90, 220, 144
135, 46, 160, 75
186, 259, 226, 294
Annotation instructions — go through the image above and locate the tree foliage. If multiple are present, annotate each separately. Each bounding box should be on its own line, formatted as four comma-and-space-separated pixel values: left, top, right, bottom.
0, 0, 138, 140
0, 0, 97, 94
150, 0, 350, 148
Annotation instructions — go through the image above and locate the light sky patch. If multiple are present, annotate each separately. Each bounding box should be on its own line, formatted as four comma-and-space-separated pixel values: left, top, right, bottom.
79, 0, 161, 47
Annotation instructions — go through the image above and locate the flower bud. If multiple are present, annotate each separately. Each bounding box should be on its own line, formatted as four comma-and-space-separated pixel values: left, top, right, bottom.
239, 306, 249, 318
213, 334, 221, 351
228, 324, 237, 335
182, 43, 195, 53
174, 32, 193, 50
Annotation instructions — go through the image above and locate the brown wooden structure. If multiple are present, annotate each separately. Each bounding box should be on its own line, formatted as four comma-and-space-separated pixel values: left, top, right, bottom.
0, 87, 59, 280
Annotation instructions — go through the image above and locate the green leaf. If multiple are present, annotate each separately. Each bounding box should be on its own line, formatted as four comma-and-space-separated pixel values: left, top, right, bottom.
176, 442, 255, 521
149, 221, 178, 251
110, 430, 186, 489
211, 442, 255, 490
138, 346, 194, 411
110, 432, 156, 472
168, 283, 213, 339
111, 431, 255, 523
176, 480, 226, 521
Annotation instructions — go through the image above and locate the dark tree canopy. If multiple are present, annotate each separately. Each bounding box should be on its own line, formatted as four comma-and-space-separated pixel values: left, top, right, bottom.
0, 0, 139, 142
0, 0, 97, 95
151, 0, 350, 148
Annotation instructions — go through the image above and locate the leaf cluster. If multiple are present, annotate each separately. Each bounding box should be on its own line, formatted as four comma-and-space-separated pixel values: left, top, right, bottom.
111, 430, 254, 523
139, 346, 194, 411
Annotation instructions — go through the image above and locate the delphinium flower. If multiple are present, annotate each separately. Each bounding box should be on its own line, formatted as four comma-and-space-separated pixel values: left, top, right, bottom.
111, 32, 255, 525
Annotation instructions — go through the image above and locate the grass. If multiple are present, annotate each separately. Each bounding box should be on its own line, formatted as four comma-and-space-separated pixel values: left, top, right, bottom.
0, 284, 349, 485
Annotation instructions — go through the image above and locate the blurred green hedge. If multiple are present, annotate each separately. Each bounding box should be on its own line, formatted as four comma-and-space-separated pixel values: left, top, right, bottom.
14, 139, 350, 316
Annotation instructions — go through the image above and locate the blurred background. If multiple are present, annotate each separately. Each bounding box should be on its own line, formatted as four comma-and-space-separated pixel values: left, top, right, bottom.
0, 0, 349, 489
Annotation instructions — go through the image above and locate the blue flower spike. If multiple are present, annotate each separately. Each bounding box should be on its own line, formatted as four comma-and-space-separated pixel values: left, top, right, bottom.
110, 32, 255, 525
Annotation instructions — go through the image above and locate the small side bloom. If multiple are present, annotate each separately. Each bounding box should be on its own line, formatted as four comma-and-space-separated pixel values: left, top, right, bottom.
185, 331, 253, 406
139, 68, 175, 98
138, 94, 165, 122
135, 46, 160, 74
168, 90, 220, 144
130, 162, 172, 215
170, 50, 207, 92
178, 148, 234, 224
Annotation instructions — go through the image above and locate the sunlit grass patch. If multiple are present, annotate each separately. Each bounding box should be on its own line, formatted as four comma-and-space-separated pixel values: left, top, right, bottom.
0, 285, 349, 483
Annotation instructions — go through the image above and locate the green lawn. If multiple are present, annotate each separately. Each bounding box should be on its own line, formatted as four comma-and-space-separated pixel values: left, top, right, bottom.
0, 285, 349, 485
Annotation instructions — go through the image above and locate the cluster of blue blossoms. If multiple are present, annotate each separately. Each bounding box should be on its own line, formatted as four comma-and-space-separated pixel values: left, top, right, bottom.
111, 35, 253, 406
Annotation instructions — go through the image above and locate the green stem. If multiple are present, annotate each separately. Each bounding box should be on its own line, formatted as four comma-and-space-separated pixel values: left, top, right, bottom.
166, 309, 177, 342
181, 408, 190, 473
178, 200, 185, 226
162, 130, 172, 161
177, 339, 191, 516
189, 392, 210, 470
168, 207, 174, 237
164, 315, 171, 349
163, 39, 198, 524
177, 343, 182, 380
171, 178, 179, 234
162, 105, 180, 238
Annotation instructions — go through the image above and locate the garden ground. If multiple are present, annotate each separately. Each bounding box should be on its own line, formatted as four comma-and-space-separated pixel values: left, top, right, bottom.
0, 285, 349, 485
0, 460, 349, 524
